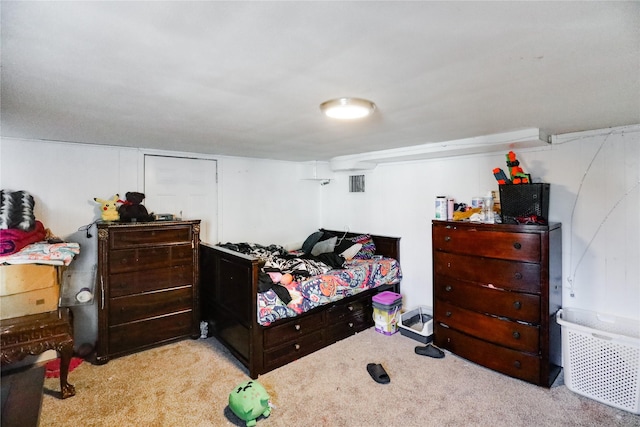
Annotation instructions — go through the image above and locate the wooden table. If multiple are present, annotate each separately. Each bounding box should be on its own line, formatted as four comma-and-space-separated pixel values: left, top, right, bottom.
1, 308, 76, 399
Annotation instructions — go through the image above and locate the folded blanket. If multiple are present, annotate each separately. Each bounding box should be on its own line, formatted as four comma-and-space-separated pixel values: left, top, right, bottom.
0, 220, 46, 255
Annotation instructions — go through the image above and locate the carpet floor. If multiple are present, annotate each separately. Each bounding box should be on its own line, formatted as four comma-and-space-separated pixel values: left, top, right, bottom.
41, 328, 639, 426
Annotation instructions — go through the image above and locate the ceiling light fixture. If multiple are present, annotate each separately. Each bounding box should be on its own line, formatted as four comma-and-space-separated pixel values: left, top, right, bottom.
320, 97, 376, 120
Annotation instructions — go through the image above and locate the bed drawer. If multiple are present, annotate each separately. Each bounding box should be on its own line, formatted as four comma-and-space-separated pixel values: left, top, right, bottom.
434, 276, 541, 323
110, 226, 193, 249
263, 311, 325, 349
326, 293, 371, 322
108, 310, 193, 356
109, 265, 193, 298
435, 300, 539, 353
432, 224, 541, 262
433, 252, 541, 294
109, 245, 194, 274
109, 287, 193, 325
434, 324, 542, 385
327, 311, 372, 342
263, 329, 325, 371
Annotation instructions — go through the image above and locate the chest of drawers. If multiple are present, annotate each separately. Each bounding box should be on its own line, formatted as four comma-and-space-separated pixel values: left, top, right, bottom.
96, 221, 200, 363
432, 220, 562, 386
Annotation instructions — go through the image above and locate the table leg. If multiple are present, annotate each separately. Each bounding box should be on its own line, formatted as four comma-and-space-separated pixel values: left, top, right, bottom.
56, 336, 76, 399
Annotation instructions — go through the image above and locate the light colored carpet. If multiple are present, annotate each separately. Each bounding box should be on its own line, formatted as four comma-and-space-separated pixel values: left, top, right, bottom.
41, 328, 639, 426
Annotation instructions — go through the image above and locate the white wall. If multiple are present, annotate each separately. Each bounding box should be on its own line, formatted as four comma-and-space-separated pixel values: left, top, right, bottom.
0, 138, 322, 348
321, 125, 640, 320
2, 125, 638, 351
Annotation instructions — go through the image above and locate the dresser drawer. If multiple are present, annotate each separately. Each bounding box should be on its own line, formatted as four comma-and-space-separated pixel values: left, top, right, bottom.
109, 244, 193, 274
109, 265, 194, 298
108, 310, 193, 356
433, 224, 540, 262
434, 252, 541, 294
435, 301, 540, 353
263, 310, 325, 349
110, 225, 193, 249
434, 324, 542, 385
263, 329, 325, 371
434, 276, 541, 323
109, 287, 193, 325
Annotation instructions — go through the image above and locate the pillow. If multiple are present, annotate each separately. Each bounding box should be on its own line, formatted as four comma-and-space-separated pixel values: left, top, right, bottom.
350, 234, 376, 259
301, 231, 324, 254
311, 236, 337, 256
0, 190, 36, 231
340, 243, 362, 261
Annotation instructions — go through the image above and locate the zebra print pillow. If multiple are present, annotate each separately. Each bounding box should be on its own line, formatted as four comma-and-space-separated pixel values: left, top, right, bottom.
0, 190, 36, 231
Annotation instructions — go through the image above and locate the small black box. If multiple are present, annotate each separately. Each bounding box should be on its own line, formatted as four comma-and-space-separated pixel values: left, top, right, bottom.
499, 183, 550, 224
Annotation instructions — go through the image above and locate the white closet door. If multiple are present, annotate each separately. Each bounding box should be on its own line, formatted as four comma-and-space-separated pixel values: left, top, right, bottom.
144, 155, 218, 244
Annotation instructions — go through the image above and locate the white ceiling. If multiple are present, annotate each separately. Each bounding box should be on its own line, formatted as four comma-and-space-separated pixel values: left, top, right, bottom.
1, 1, 638, 162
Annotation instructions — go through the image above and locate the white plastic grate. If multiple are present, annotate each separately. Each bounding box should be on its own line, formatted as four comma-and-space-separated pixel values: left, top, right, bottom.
558, 308, 640, 414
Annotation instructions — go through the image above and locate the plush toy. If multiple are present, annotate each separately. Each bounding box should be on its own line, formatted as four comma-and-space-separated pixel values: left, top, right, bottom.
117, 192, 154, 222
228, 380, 271, 426
94, 194, 120, 221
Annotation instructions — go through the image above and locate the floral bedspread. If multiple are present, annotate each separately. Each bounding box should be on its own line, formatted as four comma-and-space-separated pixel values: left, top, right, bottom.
258, 257, 402, 326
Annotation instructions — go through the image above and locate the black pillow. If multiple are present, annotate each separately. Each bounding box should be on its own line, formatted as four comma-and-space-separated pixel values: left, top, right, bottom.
301, 231, 324, 254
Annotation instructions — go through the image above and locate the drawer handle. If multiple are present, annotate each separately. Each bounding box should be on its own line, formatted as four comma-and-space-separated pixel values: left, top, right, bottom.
294, 344, 301, 351
514, 272, 523, 280
514, 360, 521, 369
444, 236, 451, 242
513, 301, 522, 310
513, 242, 522, 250
446, 311, 452, 317
445, 285, 452, 292
294, 324, 301, 331
512, 331, 521, 339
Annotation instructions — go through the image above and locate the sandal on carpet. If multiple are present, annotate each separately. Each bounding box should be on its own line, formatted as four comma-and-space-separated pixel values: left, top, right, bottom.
366, 363, 390, 384
415, 344, 445, 358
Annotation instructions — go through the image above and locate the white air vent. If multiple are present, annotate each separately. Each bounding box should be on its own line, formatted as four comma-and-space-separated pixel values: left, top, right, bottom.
349, 175, 365, 192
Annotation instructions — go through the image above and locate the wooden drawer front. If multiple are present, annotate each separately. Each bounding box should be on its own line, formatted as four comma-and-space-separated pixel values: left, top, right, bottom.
110, 226, 192, 249
434, 324, 542, 385
435, 301, 539, 353
263, 329, 325, 371
326, 294, 371, 322
109, 245, 193, 274
109, 287, 193, 325
109, 265, 194, 298
263, 311, 325, 349
108, 310, 193, 356
327, 311, 372, 342
433, 225, 540, 262
434, 277, 541, 323
434, 252, 541, 294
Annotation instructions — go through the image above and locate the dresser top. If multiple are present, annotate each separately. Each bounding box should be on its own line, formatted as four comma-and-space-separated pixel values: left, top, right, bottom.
97, 219, 200, 229
432, 220, 561, 233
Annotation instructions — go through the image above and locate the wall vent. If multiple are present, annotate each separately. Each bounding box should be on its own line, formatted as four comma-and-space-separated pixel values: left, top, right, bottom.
349, 175, 365, 193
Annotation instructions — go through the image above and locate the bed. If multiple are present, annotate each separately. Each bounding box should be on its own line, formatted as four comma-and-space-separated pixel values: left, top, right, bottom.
200, 229, 402, 378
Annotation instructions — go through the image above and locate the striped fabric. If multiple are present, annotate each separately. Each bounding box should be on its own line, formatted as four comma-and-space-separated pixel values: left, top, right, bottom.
0, 190, 36, 231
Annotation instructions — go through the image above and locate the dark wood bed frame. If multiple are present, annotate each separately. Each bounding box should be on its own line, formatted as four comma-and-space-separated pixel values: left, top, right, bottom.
199, 229, 401, 378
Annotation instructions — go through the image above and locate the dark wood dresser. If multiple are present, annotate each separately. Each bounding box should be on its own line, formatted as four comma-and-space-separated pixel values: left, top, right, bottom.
432, 220, 562, 387
96, 220, 200, 364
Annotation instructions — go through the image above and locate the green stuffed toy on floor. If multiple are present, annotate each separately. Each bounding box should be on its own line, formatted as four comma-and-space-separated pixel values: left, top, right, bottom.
228, 380, 271, 426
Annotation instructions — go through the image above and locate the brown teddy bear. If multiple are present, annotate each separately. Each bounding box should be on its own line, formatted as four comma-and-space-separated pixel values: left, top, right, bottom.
117, 192, 154, 222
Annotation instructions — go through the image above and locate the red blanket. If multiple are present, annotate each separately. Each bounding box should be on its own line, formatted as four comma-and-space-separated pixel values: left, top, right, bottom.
0, 220, 46, 255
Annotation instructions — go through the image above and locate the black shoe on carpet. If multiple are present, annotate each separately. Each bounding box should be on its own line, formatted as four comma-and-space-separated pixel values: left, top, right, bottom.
415, 344, 445, 358
366, 363, 390, 384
